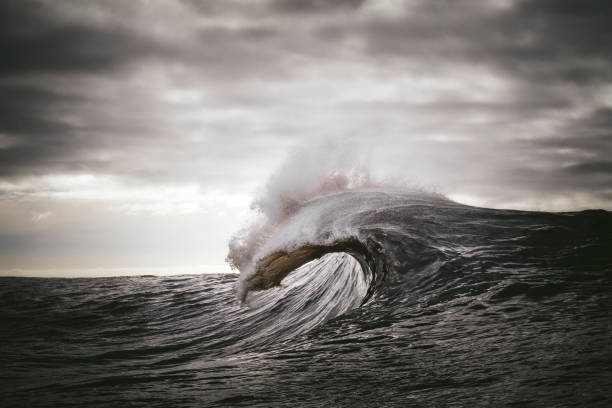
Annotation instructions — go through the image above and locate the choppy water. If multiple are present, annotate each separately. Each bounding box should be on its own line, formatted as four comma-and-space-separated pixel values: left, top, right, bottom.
2, 189, 612, 407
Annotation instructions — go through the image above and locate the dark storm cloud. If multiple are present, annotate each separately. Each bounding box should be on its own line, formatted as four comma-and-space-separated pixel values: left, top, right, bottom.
499, 0, 612, 83
0, 24, 148, 75
522, 107, 612, 195
1, 0, 612, 210
0, 84, 85, 136
3, 0, 612, 276
0, 1, 169, 75
0, 143, 97, 178
578, 108, 612, 131
535, 108, 612, 190
537, 108, 612, 155
538, 133, 612, 160
0, 1, 300, 183
314, 0, 612, 85
566, 161, 612, 175
0, 82, 86, 177
0, 0, 175, 178
271, 0, 367, 13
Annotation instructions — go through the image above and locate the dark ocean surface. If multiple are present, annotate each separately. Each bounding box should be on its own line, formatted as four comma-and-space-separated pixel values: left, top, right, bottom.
1, 189, 611, 407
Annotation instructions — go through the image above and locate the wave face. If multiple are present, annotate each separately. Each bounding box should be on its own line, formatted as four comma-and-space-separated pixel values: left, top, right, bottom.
2, 189, 612, 407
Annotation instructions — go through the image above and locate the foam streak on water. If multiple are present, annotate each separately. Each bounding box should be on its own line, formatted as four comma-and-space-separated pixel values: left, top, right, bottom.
1, 189, 612, 407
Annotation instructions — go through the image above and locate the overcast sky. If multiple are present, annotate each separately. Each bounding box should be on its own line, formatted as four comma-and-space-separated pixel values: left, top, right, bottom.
1, 0, 611, 276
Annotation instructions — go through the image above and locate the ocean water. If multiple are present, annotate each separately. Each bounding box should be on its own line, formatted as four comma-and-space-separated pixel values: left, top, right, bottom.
1, 189, 611, 407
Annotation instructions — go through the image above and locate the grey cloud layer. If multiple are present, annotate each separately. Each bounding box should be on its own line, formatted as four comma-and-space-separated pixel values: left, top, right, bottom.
1, 0, 611, 209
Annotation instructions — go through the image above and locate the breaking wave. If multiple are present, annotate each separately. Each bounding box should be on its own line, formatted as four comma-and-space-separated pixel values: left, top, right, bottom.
3, 158, 612, 406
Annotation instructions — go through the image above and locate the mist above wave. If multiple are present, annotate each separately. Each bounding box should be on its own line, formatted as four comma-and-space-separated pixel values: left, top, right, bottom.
225, 140, 448, 300
227, 170, 377, 265
226, 140, 374, 279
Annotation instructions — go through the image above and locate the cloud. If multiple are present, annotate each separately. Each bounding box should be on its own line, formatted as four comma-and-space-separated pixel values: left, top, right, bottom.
0, 1, 171, 76
270, 0, 367, 13
566, 161, 612, 175
536, 108, 612, 159
3, 0, 612, 275
0, 0, 611, 211
305, 0, 612, 87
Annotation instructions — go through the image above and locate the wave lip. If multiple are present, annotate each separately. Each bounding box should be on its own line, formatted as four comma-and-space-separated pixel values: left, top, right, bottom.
244, 238, 372, 293
230, 187, 442, 304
